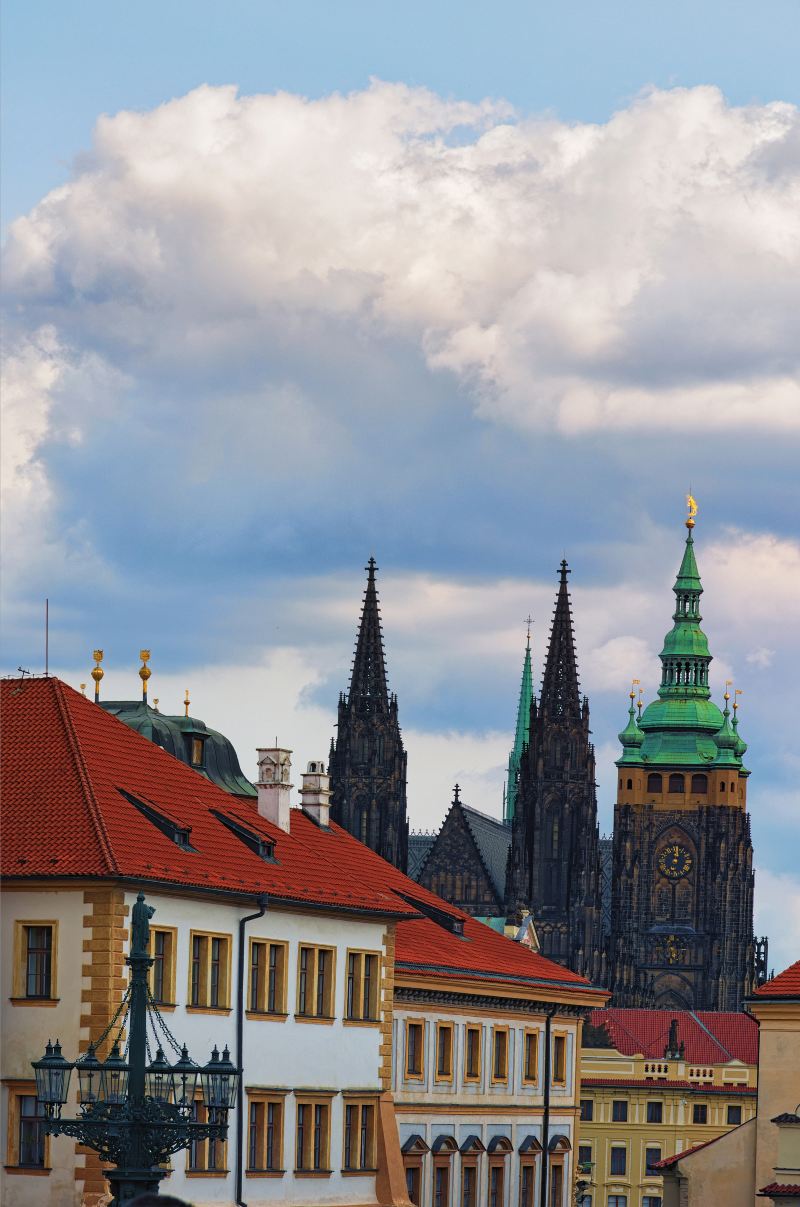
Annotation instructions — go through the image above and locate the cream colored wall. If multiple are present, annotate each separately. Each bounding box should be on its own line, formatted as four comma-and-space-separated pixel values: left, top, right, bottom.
1, 887, 88, 1207
749, 1001, 800, 1198
661, 1117, 755, 1207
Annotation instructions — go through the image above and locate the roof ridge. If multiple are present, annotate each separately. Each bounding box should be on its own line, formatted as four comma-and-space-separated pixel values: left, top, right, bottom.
462, 803, 507, 828
690, 1010, 732, 1061
53, 681, 120, 875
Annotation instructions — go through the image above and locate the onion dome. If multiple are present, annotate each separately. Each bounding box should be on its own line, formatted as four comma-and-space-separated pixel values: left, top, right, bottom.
617, 690, 645, 766
712, 691, 741, 769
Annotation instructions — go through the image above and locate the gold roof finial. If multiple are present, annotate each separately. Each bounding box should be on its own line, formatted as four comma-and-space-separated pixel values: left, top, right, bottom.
153, 697, 160, 713
184, 689, 191, 718
91, 650, 104, 702
630, 677, 640, 702
724, 678, 732, 704
80, 683, 87, 696
139, 650, 151, 703
686, 492, 698, 530
733, 687, 743, 713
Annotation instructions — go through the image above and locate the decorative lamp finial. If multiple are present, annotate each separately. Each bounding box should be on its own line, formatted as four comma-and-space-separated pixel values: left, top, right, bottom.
139, 650, 151, 703
91, 651, 104, 702
686, 492, 698, 530
80, 683, 87, 697
153, 698, 159, 713
184, 689, 191, 718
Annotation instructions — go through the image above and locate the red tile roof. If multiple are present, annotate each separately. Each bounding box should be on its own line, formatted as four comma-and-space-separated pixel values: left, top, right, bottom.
654, 1135, 725, 1168
753, 960, 800, 999
582, 1077, 754, 1095
758, 1185, 800, 1198
1, 677, 601, 997
588, 1006, 758, 1065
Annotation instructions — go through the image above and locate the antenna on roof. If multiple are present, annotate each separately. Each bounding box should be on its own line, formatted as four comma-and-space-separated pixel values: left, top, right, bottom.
45, 599, 49, 677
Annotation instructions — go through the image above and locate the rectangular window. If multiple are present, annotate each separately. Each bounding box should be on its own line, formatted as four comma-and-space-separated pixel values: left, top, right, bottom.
642, 1198, 662, 1207
580, 1098, 594, 1121
578, 1144, 592, 1168
407, 1165, 421, 1205
607, 1198, 628, 1207
645, 1146, 662, 1176
406, 1021, 424, 1078
435, 1163, 451, 1207
149, 927, 176, 1004
492, 1027, 509, 1082
578, 1197, 593, 1207
462, 1164, 477, 1207
520, 1164, 535, 1207
345, 950, 380, 1020
248, 939, 287, 1015
646, 1100, 663, 1123
523, 1030, 539, 1083
552, 1033, 567, 1085
343, 1100, 376, 1170
550, 1164, 563, 1203
296, 945, 336, 1019
188, 931, 231, 1010
295, 1099, 331, 1171
188, 1098, 227, 1171
609, 1147, 627, 1176
693, 1104, 708, 1124
18, 1095, 46, 1168
13, 922, 58, 1001
489, 1163, 505, 1207
727, 1105, 742, 1125
436, 1023, 454, 1081
611, 1099, 628, 1123
246, 1096, 284, 1171
465, 1025, 482, 1081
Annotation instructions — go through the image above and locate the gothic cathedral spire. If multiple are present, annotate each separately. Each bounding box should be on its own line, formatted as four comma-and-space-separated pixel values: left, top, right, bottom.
504, 623, 533, 824
506, 561, 603, 980
328, 559, 409, 871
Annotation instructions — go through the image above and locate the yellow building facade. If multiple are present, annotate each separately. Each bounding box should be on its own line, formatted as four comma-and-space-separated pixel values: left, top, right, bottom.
576, 1008, 757, 1207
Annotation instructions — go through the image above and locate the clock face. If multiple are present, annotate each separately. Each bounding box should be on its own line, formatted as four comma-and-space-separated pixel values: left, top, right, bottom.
658, 844, 693, 880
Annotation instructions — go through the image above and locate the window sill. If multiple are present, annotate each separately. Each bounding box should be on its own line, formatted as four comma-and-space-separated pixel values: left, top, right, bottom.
343, 1018, 380, 1027
151, 1001, 177, 1013
246, 1010, 289, 1022
433, 1074, 454, 1084
8, 998, 60, 1008
246, 1169, 285, 1178
294, 1014, 335, 1025
490, 1077, 509, 1086
4, 1166, 51, 1176
185, 1169, 229, 1178
185, 1005, 232, 1016
294, 1169, 332, 1178
342, 1168, 378, 1176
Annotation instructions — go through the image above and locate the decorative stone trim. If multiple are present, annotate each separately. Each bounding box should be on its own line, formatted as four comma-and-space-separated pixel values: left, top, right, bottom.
380, 924, 396, 1089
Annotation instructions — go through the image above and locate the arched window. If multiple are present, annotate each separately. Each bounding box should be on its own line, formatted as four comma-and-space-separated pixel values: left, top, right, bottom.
720, 780, 726, 792
357, 804, 369, 844
647, 773, 662, 793
691, 774, 708, 794
626, 778, 633, 790
669, 774, 685, 794
550, 816, 560, 857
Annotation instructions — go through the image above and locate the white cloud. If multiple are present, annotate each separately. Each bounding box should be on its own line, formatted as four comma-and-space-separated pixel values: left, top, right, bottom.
4, 80, 799, 449
754, 868, 800, 975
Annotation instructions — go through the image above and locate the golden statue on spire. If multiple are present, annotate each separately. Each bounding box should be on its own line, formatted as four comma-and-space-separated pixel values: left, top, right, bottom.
686, 493, 698, 529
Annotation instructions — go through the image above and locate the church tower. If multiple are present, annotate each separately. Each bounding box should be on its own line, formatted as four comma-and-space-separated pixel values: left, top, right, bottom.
608, 510, 755, 1009
504, 623, 533, 824
506, 562, 604, 979
328, 558, 409, 871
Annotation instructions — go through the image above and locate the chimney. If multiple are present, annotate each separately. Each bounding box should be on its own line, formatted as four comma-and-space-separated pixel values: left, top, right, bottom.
256, 746, 293, 832
299, 760, 331, 827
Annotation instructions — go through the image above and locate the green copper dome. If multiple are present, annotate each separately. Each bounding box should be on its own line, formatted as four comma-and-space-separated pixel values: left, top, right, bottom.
619, 523, 739, 770
617, 697, 645, 766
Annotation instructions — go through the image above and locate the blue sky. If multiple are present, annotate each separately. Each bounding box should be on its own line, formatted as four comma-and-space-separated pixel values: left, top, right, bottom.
2, 1, 799, 968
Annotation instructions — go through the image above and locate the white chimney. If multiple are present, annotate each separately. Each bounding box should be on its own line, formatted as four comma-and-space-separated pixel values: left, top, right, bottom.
299, 760, 332, 827
256, 746, 293, 833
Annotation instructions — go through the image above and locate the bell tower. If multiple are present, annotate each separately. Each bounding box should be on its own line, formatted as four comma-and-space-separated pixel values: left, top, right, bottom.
609, 506, 756, 1009
328, 558, 409, 871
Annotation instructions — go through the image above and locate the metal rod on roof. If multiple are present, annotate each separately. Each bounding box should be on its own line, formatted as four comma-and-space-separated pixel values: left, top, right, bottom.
45, 599, 49, 677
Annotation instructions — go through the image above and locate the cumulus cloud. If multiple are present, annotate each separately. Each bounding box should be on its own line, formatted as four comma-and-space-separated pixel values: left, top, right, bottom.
4, 80, 800, 445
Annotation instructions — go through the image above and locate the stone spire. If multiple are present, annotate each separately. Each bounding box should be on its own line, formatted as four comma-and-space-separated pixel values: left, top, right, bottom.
347, 557, 390, 713
504, 622, 533, 824
539, 560, 581, 720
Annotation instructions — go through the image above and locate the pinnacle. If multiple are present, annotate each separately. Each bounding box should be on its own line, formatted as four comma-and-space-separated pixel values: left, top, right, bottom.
347, 557, 390, 711
540, 561, 582, 720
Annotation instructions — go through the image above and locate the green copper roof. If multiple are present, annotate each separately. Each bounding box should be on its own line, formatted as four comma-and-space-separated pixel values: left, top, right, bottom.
101, 700, 257, 798
504, 632, 533, 822
617, 698, 645, 766
618, 523, 742, 771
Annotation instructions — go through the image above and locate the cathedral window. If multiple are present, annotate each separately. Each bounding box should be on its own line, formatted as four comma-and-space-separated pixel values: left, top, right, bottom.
691, 774, 708, 794
668, 774, 685, 793
357, 805, 368, 844
550, 817, 560, 857
647, 773, 662, 793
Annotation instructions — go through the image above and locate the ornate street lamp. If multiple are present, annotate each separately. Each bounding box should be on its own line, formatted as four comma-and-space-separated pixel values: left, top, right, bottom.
31, 892, 240, 1206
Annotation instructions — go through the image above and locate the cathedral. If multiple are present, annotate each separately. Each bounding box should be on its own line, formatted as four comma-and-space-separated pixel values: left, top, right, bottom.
328, 517, 761, 1010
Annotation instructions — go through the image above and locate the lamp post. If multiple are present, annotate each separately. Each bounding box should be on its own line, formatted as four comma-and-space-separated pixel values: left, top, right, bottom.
32, 892, 240, 1206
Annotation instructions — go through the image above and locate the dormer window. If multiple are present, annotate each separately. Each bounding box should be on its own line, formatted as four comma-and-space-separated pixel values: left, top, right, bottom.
191, 738, 204, 767
118, 789, 195, 852
212, 811, 276, 861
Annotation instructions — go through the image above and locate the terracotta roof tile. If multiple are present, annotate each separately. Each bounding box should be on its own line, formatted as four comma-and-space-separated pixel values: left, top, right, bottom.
758, 1185, 800, 1197
1, 677, 599, 995
753, 959, 800, 999
588, 1006, 757, 1065
582, 1077, 755, 1094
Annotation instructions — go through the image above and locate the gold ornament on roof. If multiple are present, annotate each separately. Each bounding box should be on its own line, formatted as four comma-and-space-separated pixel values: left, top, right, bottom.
686, 493, 698, 529
91, 650, 104, 702
184, 689, 191, 718
139, 650, 152, 701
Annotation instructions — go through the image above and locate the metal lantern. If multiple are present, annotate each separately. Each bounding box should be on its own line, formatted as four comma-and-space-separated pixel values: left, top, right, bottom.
32, 1039, 73, 1117
145, 1047, 173, 1104
77, 1044, 103, 1107
100, 1042, 129, 1105
200, 1045, 240, 1112
171, 1044, 199, 1110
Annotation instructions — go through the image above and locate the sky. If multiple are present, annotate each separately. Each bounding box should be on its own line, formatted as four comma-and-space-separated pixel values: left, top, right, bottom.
2, 1, 799, 971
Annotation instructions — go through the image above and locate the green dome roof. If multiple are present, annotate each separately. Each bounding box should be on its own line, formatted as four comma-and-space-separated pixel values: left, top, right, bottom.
617, 698, 645, 765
